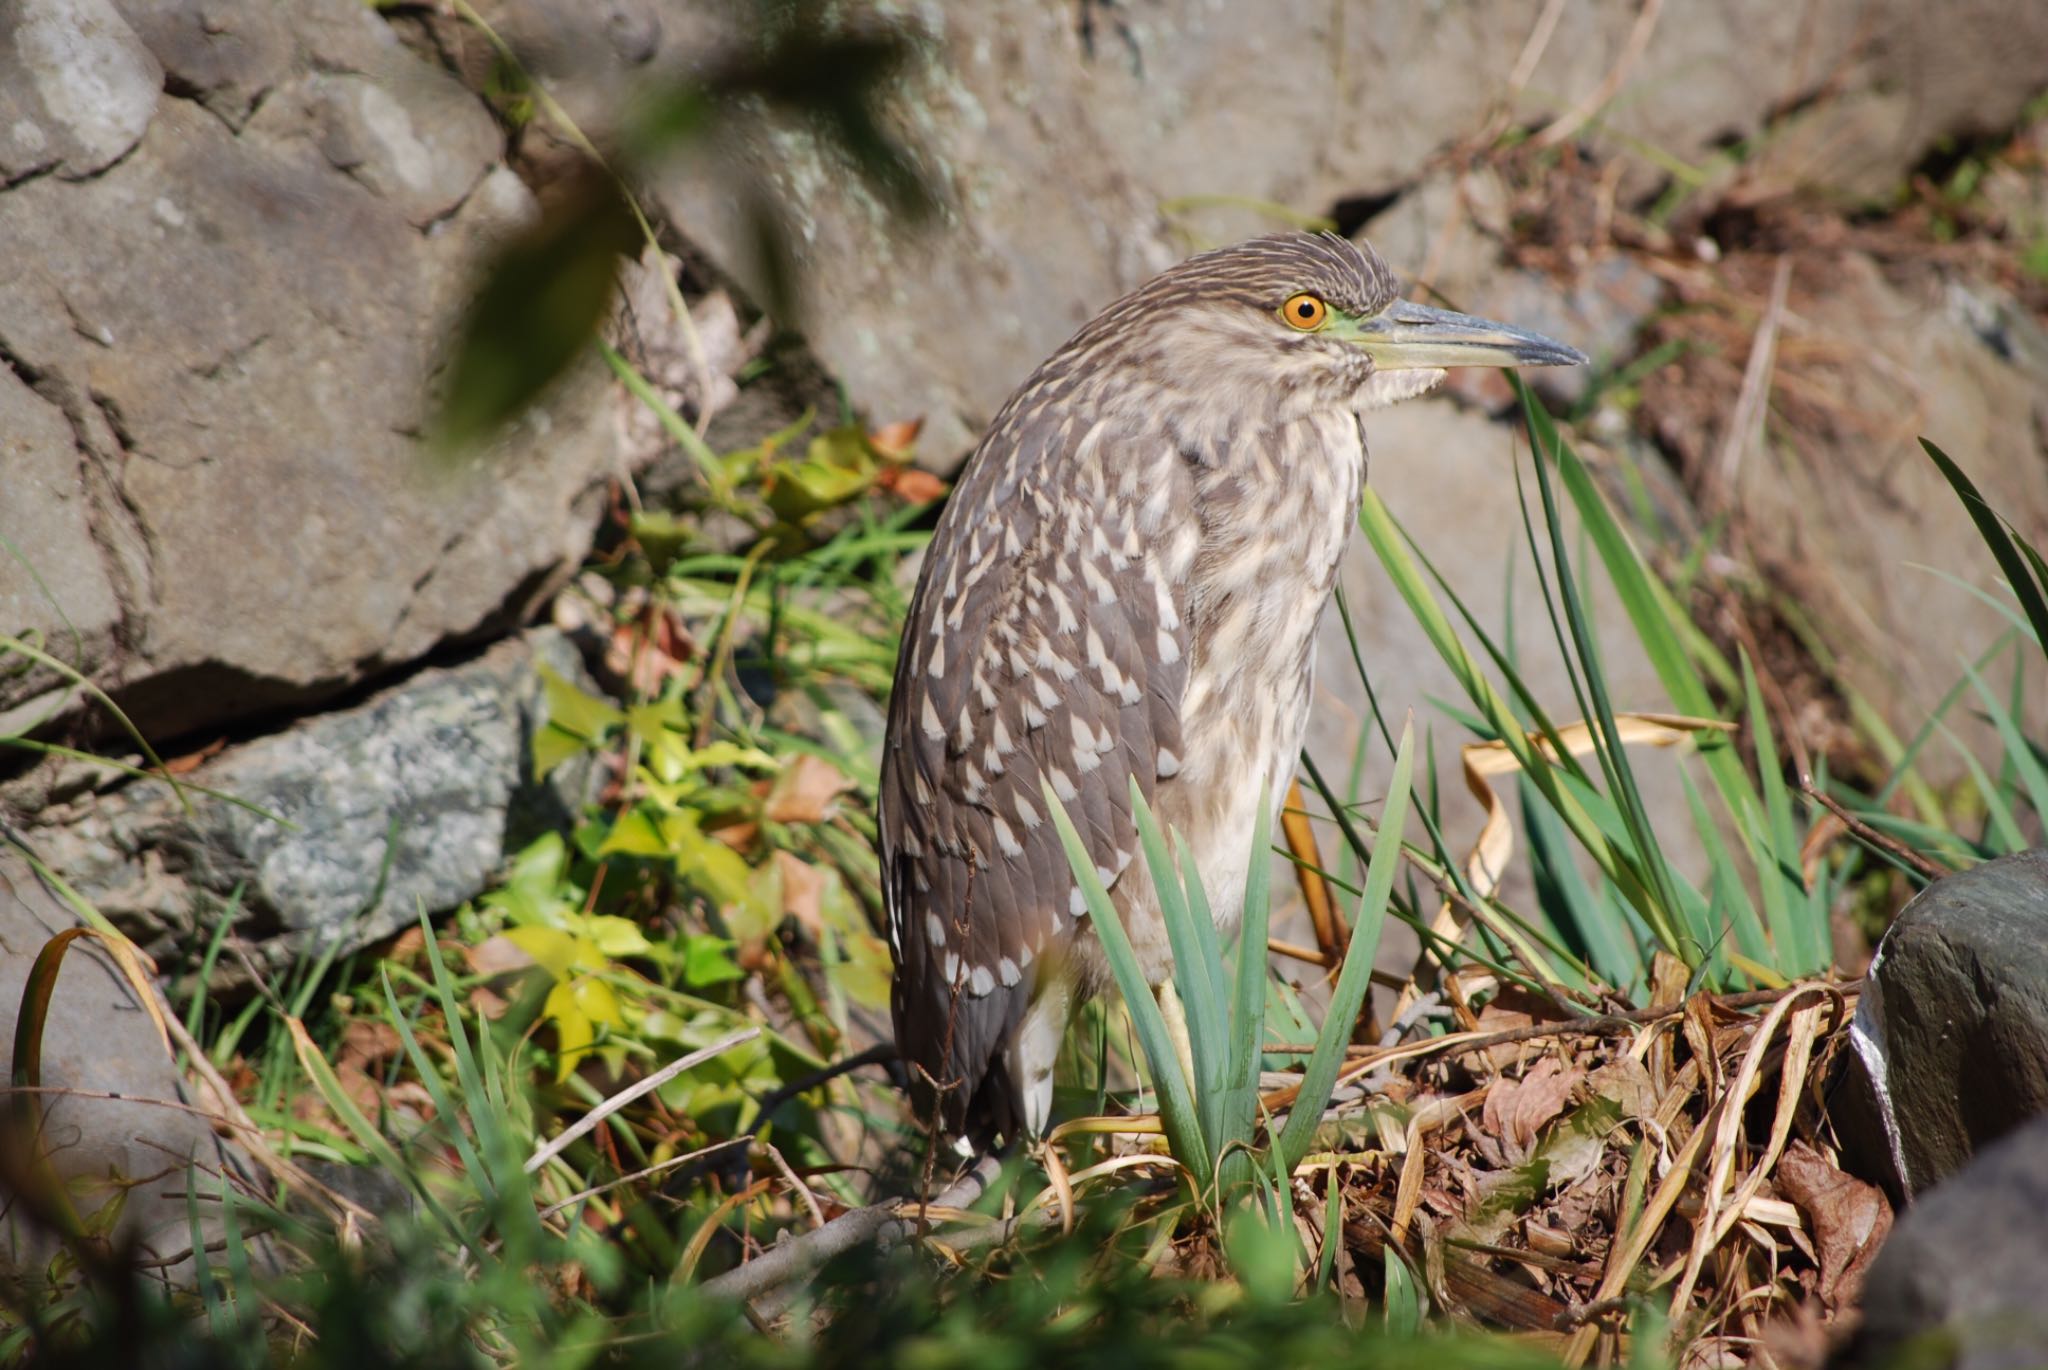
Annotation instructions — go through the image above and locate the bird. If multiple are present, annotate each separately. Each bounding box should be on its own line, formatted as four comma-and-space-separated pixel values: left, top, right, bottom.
879, 232, 1584, 1147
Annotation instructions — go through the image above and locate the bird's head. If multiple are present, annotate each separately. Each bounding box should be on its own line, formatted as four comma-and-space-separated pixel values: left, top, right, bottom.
1071, 232, 1586, 437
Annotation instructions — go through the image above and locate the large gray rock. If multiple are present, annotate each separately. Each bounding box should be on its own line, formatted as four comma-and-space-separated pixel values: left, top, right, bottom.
1845, 1110, 2048, 1370
636, 0, 2048, 462
1851, 850, 2048, 1197
0, 849, 262, 1281
21, 630, 599, 979
0, 0, 625, 741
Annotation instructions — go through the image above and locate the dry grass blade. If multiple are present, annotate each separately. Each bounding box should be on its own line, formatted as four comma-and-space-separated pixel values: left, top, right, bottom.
1395, 712, 1732, 1017
1667, 985, 1843, 1315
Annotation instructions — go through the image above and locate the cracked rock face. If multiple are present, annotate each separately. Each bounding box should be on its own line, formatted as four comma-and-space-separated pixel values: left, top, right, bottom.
0, 0, 621, 741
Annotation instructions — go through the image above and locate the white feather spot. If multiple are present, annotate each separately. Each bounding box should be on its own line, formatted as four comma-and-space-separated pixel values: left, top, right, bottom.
943, 951, 962, 984
1082, 559, 1114, 604
1084, 625, 1105, 668
1048, 583, 1078, 632
1034, 674, 1060, 708
926, 913, 947, 947
1157, 628, 1181, 664
1156, 747, 1182, 778
920, 696, 944, 742
1049, 767, 1077, 801
969, 964, 995, 995
1016, 941, 1035, 967
926, 639, 945, 678
998, 956, 1022, 987
1069, 886, 1087, 916
1014, 794, 1041, 828
993, 814, 1022, 857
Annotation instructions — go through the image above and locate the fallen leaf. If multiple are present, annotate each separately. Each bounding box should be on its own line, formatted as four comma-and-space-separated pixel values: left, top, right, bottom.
163, 737, 227, 776
1778, 1140, 1892, 1313
467, 935, 538, 977
1482, 1058, 1580, 1159
867, 416, 923, 458
1585, 1056, 1659, 1122
468, 985, 511, 1020
775, 850, 826, 937
765, 753, 854, 825
337, 1020, 401, 1073
873, 464, 948, 502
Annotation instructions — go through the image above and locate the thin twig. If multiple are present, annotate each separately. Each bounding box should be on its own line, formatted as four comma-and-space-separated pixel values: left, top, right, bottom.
759, 1139, 826, 1231
1534, 0, 1665, 148
1798, 782, 1950, 880
524, 1028, 759, 1175
536, 1137, 751, 1221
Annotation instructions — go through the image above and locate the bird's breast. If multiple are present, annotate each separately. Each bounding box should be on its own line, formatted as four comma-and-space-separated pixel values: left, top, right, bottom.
1133, 411, 1368, 959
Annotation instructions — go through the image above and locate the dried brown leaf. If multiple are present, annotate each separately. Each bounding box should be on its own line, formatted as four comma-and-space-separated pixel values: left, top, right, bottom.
467, 934, 538, 977
1585, 1056, 1659, 1122
1777, 1140, 1891, 1313
775, 850, 826, 938
765, 754, 855, 825
337, 1020, 401, 1072
1482, 1058, 1580, 1159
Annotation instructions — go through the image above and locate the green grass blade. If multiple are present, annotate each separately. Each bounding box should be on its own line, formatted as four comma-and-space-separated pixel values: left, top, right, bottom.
1217, 784, 1274, 1187
1275, 720, 1414, 1172
1046, 781, 1211, 1192
1920, 437, 2048, 672
1129, 778, 1227, 1157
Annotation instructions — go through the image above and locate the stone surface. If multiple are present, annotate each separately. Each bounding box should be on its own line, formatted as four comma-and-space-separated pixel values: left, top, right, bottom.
1845, 1110, 2048, 1370
0, 0, 625, 741
22, 630, 600, 979
0, 0, 162, 183
1851, 849, 2048, 1197
0, 850, 260, 1279
1701, 257, 2048, 759
634, 0, 2048, 463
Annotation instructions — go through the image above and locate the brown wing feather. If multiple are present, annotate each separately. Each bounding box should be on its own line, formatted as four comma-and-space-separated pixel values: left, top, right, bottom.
881, 406, 1192, 1140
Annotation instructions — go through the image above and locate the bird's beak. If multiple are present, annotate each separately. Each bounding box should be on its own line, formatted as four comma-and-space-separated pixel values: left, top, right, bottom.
1344, 298, 1588, 371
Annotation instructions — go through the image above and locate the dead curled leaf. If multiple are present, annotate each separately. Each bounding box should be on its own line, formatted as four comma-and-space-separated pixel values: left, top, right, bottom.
764, 753, 855, 825
1777, 1140, 1892, 1312
775, 850, 825, 938
1481, 1057, 1581, 1161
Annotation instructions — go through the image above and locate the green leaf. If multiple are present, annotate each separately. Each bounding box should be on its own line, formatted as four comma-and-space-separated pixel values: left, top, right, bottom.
1275, 718, 1414, 1173
539, 663, 625, 741
1920, 437, 2048, 675
1045, 779, 1212, 1193
681, 933, 745, 988
434, 175, 638, 450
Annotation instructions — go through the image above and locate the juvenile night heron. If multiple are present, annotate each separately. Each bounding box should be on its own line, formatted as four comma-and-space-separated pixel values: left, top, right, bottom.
880, 233, 1584, 1144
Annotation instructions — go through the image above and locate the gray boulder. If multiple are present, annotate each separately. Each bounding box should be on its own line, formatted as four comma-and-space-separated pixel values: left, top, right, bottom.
21, 630, 599, 979
0, 848, 263, 1283
0, 0, 625, 742
1846, 1110, 2048, 1370
1851, 850, 2048, 1197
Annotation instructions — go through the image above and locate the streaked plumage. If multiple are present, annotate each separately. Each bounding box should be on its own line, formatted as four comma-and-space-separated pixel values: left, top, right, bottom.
880, 233, 1582, 1143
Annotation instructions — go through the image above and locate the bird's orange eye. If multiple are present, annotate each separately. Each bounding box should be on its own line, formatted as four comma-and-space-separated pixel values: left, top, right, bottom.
1281, 292, 1328, 331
